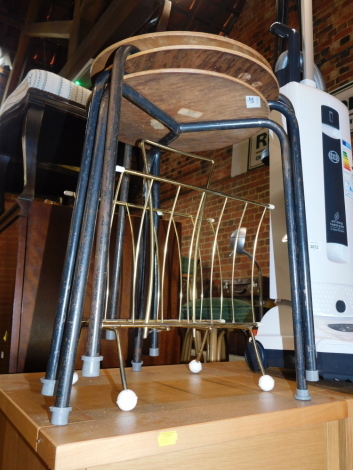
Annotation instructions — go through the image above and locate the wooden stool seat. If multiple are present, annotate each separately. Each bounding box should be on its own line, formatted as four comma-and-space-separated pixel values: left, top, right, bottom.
119, 68, 270, 151
120, 46, 277, 101
90, 31, 278, 151
91, 31, 273, 78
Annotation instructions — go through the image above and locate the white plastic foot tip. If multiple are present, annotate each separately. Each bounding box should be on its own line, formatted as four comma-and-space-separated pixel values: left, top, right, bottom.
40, 377, 57, 396
72, 372, 79, 385
258, 374, 275, 391
81, 355, 103, 377
116, 389, 138, 411
189, 359, 202, 374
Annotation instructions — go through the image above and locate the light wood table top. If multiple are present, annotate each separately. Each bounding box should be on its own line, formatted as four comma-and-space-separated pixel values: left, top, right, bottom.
1, 361, 353, 470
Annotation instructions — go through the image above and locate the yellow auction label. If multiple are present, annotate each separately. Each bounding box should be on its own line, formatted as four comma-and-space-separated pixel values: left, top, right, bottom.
158, 431, 178, 447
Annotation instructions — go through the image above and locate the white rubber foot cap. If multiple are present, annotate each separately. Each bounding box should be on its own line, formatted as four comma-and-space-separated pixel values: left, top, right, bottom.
116, 389, 138, 411
189, 359, 202, 374
258, 374, 275, 391
72, 372, 79, 385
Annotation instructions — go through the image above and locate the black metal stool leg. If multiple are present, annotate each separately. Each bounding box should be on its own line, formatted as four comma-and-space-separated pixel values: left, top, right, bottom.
149, 150, 161, 357
274, 120, 311, 400
49, 90, 110, 425
82, 44, 139, 376
108, 90, 180, 369
131, 140, 177, 370
41, 72, 110, 396
132, 148, 162, 365
104, 143, 134, 343
131, 140, 176, 368
270, 97, 318, 382
131, 173, 156, 370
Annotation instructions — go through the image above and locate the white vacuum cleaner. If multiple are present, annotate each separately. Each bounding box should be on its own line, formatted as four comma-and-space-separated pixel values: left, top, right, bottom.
248, 0, 353, 380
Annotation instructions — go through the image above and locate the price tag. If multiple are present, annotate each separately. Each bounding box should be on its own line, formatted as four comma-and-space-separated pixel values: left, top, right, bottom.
246, 96, 261, 108
158, 431, 178, 447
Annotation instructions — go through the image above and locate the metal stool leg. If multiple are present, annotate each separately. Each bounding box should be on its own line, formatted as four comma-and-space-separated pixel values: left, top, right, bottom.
270, 97, 318, 382
105, 143, 134, 344
82, 45, 139, 376
267, 119, 311, 400
149, 149, 161, 357
49, 90, 110, 425
132, 142, 177, 370
41, 72, 110, 396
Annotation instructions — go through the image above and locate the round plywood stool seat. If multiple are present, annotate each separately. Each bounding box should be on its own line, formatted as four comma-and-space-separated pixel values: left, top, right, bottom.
91, 32, 279, 103
124, 46, 277, 101
119, 68, 269, 151
92, 31, 273, 75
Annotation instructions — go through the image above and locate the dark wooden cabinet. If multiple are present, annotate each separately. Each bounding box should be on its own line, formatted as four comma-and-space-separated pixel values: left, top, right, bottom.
0, 206, 20, 373
0, 199, 181, 373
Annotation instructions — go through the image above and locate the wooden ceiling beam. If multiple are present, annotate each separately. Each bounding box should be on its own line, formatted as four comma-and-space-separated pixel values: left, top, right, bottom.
68, 0, 82, 59
23, 20, 73, 39
80, 0, 107, 23
2, 0, 43, 103
59, 0, 147, 80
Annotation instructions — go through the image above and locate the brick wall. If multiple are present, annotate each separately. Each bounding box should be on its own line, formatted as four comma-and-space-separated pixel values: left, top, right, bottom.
161, 0, 353, 280
160, 144, 270, 286
313, 0, 353, 91
232, 0, 353, 92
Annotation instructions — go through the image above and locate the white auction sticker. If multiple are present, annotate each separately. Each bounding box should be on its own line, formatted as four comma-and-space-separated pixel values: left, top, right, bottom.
309, 241, 321, 251
246, 96, 261, 108
177, 107, 203, 118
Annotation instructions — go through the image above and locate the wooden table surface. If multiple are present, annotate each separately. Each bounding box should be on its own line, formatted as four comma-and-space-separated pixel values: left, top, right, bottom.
1, 361, 353, 470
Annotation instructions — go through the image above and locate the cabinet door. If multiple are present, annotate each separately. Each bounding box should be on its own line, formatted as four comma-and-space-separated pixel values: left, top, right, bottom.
0, 211, 21, 374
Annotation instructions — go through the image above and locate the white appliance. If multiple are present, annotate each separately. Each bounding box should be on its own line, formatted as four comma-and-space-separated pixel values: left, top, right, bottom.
254, 78, 353, 380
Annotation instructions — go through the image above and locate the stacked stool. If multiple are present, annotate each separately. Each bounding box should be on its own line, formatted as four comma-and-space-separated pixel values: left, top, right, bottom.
40, 32, 316, 425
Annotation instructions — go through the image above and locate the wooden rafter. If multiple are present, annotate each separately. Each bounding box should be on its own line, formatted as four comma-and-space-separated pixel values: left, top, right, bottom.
2, 0, 43, 104
59, 0, 163, 80
1, 0, 246, 104
23, 20, 73, 39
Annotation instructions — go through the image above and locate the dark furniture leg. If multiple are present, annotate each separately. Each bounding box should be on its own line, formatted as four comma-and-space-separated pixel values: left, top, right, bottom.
20, 105, 45, 201
41, 71, 110, 397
